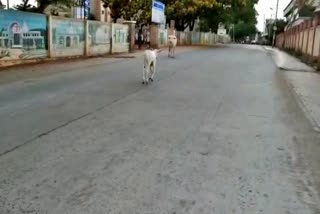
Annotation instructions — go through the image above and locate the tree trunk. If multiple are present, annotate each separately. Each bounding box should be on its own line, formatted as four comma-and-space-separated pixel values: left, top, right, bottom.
188, 19, 196, 31
175, 19, 186, 31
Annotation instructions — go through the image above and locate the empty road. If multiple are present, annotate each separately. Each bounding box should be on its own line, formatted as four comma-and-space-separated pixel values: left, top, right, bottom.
1, 46, 320, 214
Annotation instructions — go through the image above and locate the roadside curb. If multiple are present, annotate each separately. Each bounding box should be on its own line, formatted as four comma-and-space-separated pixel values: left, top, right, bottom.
263, 46, 320, 132
0, 51, 147, 71
0, 46, 206, 71
263, 46, 315, 72
280, 71, 320, 133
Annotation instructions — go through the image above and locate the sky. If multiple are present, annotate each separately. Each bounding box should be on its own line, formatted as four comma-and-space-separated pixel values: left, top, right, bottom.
255, 0, 291, 32
7, 0, 289, 32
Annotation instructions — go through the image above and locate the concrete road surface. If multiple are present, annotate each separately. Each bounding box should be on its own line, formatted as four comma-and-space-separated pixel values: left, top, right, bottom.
1, 46, 320, 214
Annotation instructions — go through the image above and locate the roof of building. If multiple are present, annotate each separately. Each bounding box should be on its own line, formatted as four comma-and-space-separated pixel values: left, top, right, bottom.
284, 0, 297, 17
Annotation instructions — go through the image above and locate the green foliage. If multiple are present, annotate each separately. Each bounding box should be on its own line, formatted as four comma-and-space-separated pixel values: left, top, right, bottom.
299, 4, 315, 17
200, 0, 258, 37
123, 0, 152, 26
101, 0, 152, 26
265, 19, 286, 45
14, 0, 76, 13
102, 0, 221, 30
275, 19, 287, 33
14, 0, 35, 11
0, 0, 5, 8
165, 0, 220, 31
234, 21, 256, 40
101, 0, 131, 23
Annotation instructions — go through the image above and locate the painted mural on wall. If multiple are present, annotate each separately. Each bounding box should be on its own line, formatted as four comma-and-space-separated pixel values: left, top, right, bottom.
191, 32, 201, 44
158, 29, 167, 46
88, 21, 110, 55
0, 11, 47, 60
114, 28, 128, 44
52, 18, 85, 57
112, 24, 129, 53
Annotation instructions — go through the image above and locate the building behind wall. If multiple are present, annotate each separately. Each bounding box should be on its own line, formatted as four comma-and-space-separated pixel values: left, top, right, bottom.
90, 0, 111, 22
284, 0, 320, 29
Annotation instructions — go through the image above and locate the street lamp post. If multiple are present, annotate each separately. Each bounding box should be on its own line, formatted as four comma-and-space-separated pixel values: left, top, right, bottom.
6, 0, 9, 9
272, 0, 279, 47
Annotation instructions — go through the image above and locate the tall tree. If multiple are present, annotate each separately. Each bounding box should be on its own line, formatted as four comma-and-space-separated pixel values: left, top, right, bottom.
14, 0, 77, 13
103, 0, 220, 31
35, 0, 75, 13
122, 0, 152, 26
14, 0, 34, 11
0, 0, 4, 8
266, 19, 287, 45
233, 21, 256, 40
199, 0, 258, 35
165, 0, 219, 31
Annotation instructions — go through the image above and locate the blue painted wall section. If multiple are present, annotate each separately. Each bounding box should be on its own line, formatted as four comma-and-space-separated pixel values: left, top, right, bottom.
0, 10, 47, 60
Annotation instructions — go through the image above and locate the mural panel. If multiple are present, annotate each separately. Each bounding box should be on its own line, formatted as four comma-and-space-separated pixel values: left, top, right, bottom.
112, 24, 129, 53
158, 29, 167, 46
0, 11, 47, 60
88, 21, 111, 55
51, 18, 85, 57
191, 32, 200, 44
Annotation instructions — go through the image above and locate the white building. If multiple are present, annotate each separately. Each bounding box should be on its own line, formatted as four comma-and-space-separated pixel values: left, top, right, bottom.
284, 0, 320, 29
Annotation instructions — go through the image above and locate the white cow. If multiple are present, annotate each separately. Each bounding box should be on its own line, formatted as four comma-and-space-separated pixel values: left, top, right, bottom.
143, 49, 161, 84
168, 35, 177, 58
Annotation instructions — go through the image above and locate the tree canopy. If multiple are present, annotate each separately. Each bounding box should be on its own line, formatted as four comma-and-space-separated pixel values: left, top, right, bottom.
14, 0, 35, 11
199, 0, 258, 38
264, 19, 286, 45
164, 0, 220, 31
0, 0, 4, 7
14, 0, 84, 13
13, 0, 259, 36
102, 0, 256, 32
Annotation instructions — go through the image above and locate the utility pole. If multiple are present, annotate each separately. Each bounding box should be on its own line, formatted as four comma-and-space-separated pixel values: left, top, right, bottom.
272, 0, 279, 47
6, 0, 9, 9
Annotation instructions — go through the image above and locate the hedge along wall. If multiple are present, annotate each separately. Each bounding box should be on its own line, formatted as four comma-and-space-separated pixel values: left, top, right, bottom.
0, 10, 48, 60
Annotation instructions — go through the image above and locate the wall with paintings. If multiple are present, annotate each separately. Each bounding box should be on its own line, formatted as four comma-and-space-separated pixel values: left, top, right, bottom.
158, 28, 168, 47
51, 17, 85, 57
0, 11, 229, 66
191, 32, 201, 44
88, 21, 111, 56
0, 10, 47, 60
112, 24, 129, 53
